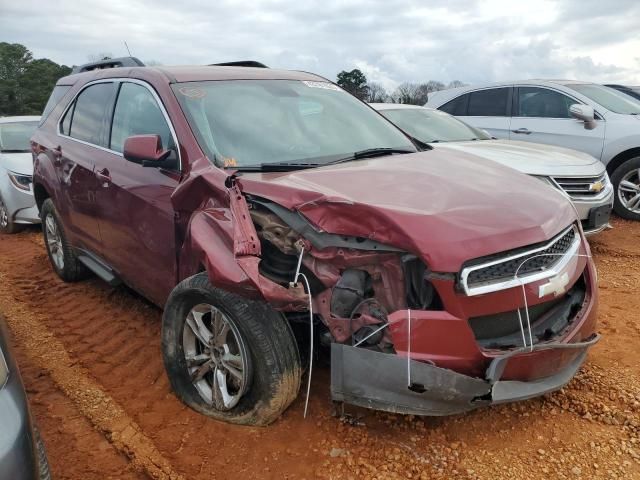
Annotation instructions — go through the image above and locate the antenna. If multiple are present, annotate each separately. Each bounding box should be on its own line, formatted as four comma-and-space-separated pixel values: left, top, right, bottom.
124, 41, 132, 57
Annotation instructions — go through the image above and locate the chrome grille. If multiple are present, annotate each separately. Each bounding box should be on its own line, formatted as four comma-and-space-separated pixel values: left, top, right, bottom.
552, 173, 608, 198
459, 225, 581, 296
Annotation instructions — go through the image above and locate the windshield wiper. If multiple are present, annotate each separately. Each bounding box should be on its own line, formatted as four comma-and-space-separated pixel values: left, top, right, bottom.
352, 147, 416, 159
328, 147, 416, 166
232, 162, 323, 172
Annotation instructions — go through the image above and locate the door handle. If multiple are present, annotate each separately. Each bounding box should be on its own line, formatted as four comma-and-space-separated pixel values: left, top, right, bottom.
96, 168, 111, 186
512, 128, 532, 135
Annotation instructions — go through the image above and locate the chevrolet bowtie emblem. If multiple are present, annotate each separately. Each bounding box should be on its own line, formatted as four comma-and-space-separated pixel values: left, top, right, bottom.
589, 181, 604, 193
539, 272, 570, 298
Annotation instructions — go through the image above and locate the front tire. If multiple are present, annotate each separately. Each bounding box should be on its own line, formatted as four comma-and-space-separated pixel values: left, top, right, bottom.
611, 157, 640, 221
162, 273, 302, 425
40, 198, 89, 281
0, 194, 23, 234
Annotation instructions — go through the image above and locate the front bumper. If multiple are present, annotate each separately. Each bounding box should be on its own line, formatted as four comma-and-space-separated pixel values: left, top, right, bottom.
0, 180, 40, 225
331, 334, 599, 416
570, 190, 613, 236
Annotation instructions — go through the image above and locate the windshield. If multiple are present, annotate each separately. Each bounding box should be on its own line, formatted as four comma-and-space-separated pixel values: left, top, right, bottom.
0, 121, 38, 152
172, 80, 416, 168
379, 108, 491, 143
569, 84, 640, 114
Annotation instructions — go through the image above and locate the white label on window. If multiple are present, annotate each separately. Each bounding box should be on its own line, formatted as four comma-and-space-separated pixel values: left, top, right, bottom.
302, 81, 342, 91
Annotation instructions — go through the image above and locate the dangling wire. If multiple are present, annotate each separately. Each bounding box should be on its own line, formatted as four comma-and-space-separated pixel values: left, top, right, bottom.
407, 308, 412, 387
292, 247, 314, 418
513, 251, 592, 352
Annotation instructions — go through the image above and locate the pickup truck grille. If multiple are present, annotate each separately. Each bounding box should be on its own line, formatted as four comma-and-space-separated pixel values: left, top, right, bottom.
552, 173, 608, 198
459, 225, 580, 296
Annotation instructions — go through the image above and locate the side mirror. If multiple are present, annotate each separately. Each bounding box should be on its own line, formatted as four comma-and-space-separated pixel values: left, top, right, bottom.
123, 135, 172, 166
569, 104, 597, 130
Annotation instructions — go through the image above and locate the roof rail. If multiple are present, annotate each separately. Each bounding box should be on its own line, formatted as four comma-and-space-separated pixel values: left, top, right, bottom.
210, 61, 269, 68
71, 56, 145, 74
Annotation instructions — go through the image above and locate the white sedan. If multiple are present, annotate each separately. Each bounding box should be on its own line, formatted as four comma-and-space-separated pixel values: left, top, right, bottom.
371, 103, 613, 235
0, 116, 41, 233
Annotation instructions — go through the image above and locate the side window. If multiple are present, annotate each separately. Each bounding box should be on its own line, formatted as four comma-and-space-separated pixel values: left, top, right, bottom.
110, 82, 174, 153
40, 85, 71, 125
467, 88, 510, 117
439, 94, 469, 116
67, 83, 116, 146
60, 101, 74, 136
517, 87, 574, 118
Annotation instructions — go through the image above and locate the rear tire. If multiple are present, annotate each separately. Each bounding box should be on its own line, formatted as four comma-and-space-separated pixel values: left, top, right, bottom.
162, 272, 302, 425
40, 198, 89, 281
0, 194, 23, 234
611, 157, 640, 221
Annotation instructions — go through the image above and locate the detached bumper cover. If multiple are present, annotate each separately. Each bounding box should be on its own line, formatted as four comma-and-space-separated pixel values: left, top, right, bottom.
330, 333, 600, 416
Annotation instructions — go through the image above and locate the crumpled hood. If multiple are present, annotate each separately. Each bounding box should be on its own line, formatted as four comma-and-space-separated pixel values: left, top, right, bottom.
433, 140, 605, 177
237, 149, 578, 272
0, 152, 33, 175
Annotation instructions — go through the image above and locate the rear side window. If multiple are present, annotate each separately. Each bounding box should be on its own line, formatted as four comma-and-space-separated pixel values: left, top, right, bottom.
467, 88, 510, 116
516, 87, 574, 118
439, 94, 469, 115
63, 83, 117, 146
110, 82, 174, 153
40, 85, 71, 125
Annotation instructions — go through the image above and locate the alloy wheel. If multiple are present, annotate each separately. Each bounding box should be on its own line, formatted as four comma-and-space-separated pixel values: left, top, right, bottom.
182, 303, 250, 410
45, 214, 64, 270
618, 168, 640, 214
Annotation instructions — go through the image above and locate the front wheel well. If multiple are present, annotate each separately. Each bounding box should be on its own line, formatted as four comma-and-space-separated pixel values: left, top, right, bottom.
606, 147, 640, 176
33, 183, 50, 212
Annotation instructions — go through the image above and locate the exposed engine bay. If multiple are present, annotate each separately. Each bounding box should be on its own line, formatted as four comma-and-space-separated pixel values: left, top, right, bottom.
248, 198, 443, 350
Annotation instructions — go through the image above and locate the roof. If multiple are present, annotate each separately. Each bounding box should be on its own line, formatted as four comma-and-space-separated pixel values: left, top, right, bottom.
0, 116, 41, 124
370, 103, 434, 111
426, 79, 599, 107
57, 65, 328, 86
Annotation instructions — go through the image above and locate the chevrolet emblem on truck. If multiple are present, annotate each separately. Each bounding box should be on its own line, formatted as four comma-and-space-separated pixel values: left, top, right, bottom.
539, 272, 571, 298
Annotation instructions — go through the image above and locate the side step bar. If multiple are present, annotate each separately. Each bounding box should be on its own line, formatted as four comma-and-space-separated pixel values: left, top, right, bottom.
77, 253, 121, 286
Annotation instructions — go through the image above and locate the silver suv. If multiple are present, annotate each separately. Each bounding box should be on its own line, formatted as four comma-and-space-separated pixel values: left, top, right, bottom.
427, 80, 640, 220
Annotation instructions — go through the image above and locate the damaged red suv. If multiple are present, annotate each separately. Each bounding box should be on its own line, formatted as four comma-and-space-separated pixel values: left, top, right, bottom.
31, 59, 599, 425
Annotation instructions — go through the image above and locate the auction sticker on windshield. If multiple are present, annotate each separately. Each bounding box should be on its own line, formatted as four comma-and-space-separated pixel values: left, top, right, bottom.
178, 87, 207, 98
302, 81, 342, 91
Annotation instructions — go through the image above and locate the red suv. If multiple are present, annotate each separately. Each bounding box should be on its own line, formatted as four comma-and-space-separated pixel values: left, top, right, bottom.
31, 58, 599, 425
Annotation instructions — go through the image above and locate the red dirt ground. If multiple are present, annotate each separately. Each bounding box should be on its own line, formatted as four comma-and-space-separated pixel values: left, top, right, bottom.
0, 218, 638, 480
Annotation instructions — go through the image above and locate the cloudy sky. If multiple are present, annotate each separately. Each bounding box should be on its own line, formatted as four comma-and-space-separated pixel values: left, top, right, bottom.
2, 0, 639, 90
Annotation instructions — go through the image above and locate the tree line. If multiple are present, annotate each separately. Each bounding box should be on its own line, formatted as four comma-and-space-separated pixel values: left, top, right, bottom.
0, 43, 463, 116
337, 68, 465, 105
0, 43, 72, 116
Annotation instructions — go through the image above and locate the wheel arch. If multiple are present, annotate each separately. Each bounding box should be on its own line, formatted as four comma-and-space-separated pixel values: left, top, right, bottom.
33, 182, 50, 212
606, 147, 640, 176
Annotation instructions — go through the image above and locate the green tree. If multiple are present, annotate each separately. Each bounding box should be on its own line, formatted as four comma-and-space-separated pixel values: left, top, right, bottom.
0, 42, 33, 115
0, 43, 71, 116
20, 59, 71, 114
336, 68, 369, 100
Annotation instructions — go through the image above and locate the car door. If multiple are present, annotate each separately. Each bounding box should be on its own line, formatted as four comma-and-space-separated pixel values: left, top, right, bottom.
442, 87, 513, 139
94, 80, 180, 305
56, 81, 118, 252
509, 86, 606, 159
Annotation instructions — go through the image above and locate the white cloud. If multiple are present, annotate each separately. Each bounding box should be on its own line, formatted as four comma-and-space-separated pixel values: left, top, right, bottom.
1, 0, 639, 89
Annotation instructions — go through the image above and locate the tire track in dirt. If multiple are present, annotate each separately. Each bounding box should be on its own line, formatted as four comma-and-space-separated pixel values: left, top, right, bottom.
0, 269, 184, 480
11, 344, 148, 480
1, 223, 640, 479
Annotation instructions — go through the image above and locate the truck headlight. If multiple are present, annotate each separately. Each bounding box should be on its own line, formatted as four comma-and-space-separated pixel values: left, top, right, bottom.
8, 172, 33, 192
